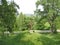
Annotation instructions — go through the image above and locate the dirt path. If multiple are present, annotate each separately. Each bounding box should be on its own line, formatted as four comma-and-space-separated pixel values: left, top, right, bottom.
29, 30, 60, 33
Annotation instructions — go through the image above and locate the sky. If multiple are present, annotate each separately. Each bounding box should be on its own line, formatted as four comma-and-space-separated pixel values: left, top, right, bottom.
14, 0, 37, 14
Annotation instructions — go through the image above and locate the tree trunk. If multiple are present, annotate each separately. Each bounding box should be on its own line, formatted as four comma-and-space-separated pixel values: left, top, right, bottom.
50, 23, 57, 33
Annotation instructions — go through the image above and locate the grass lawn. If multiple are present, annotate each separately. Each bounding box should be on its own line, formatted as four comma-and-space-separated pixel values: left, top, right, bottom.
0, 31, 60, 45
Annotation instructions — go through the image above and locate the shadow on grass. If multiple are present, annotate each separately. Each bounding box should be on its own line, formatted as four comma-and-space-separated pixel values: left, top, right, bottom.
36, 35, 60, 45
0, 32, 34, 45
10, 32, 34, 45
0, 33, 60, 45
50, 33, 60, 45
20, 40, 34, 45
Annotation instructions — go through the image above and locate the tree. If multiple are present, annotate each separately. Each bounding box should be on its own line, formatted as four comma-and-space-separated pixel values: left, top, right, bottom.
16, 13, 35, 30
35, 0, 60, 33
0, 0, 19, 33
55, 16, 60, 29
16, 12, 25, 30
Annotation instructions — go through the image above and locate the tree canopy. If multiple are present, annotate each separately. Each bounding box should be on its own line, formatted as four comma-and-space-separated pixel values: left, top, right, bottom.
35, 0, 60, 33
0, 0, 19, 33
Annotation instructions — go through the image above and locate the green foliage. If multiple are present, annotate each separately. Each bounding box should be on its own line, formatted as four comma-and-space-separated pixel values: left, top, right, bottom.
16, 13, 32, 30
0, 0, 19, 32
35, 0, 60, 33
55, 16, 60, 29
32, 15, 50, 30
0, 32, 60, 45
16, 13, 50, 30
44, 22, 50, 30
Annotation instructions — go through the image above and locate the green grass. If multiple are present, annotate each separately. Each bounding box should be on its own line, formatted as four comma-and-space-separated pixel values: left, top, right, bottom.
0, 32, 60, 45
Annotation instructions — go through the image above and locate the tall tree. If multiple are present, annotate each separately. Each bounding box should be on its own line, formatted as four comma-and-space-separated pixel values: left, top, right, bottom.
35, 0, 60, 33
0, 0, 19, 33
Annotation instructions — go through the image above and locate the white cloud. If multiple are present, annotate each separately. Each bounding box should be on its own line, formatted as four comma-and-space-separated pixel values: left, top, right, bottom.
14, 0, 37, 14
